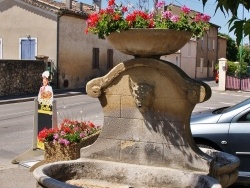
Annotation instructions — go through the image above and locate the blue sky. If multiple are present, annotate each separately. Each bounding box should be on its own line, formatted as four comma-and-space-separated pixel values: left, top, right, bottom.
57, 0, 249, 43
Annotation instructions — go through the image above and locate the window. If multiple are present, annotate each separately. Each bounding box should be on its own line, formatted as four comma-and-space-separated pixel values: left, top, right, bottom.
200, 58, 204, 73
107, 49, 113, 68
212, 61, 214, 71
188, 42, 191, 56
208, 39, 210, 51
92, 48, 99, 69
212, 39, 215, 50
238, 112, 250, 122
0, 38, 2, 59
201, 37, 204, 50
19, 38, 37, 60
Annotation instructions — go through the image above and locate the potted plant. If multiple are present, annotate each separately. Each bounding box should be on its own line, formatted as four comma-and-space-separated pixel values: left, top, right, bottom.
85, 0, 211, 38
37, 118, 101, 163
85, 0, 211, 57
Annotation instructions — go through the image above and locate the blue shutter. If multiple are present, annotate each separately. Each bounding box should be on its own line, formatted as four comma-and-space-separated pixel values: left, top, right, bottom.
21, 39, 36, 60
30, 39, 36, 60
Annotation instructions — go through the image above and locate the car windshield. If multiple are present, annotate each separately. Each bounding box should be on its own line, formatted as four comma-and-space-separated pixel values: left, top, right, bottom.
222, 98, 250, 113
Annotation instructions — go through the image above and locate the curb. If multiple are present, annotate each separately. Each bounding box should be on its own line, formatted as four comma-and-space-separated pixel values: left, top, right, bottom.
0, 89, 85, 105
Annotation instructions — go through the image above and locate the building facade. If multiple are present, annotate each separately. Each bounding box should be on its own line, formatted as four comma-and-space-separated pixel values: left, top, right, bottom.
0, 0, 130, 89
0, 0, 225, 92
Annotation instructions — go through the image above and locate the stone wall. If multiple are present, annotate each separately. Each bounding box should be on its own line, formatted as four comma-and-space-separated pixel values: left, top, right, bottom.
0, 60, 45, 96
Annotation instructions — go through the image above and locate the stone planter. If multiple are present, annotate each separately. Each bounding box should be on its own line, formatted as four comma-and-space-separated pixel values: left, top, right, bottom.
44, 131, 100, 163
106, 28, 192, 58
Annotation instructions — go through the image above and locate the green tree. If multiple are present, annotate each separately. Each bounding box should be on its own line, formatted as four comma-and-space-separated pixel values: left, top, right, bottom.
237, 45, 250, 65
201, 0, 250, 46
226, 61, 238, 75
219, 33, 238, 61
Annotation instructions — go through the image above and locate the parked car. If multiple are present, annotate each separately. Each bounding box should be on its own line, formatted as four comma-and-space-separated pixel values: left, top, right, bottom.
191, 98, 250, 185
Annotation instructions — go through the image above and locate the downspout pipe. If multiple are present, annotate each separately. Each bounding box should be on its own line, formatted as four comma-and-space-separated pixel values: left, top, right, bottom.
56, 14, 61, 89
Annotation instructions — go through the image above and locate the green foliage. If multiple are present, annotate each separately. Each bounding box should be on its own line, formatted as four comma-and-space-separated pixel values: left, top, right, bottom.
227, 61, 238, 75
237, 45, 250, 65
218, 33, 238, 61
201, 0, 250, 46
236, 62, 248, 77
226, 61, 248, 77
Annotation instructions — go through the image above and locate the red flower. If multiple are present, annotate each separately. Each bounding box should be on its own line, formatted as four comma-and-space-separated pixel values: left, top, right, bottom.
108, 0, 115, 7
113, 14, 120, 21
122, 6, 128, 13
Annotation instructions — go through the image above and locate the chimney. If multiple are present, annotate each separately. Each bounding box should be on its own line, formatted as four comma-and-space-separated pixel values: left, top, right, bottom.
66, 0, 72, 9
77, 2, 83, 11
93, 0, 101, 11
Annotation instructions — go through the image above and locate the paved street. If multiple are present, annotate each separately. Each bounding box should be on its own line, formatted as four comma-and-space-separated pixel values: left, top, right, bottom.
0, 80, 250, 188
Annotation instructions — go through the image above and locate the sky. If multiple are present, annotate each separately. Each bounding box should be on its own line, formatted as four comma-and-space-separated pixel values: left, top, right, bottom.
57, 0, 250, 44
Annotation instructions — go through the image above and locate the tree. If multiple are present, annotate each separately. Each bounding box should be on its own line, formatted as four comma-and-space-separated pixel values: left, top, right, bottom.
219, 33, 238, 61
237, 45, 250, 65
201, 0, 250, 46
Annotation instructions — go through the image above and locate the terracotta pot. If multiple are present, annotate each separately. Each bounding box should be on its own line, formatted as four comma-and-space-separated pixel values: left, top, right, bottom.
106, 29, 192, 58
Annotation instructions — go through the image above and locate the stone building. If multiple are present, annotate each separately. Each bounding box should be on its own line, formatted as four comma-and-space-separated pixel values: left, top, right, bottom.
0, 0, 130, 89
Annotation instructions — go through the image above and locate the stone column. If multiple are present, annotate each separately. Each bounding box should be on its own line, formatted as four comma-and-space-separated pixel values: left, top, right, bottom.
218, 58, 227, 91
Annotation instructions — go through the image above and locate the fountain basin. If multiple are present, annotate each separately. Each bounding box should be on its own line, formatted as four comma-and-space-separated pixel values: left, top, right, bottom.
34, 158, 222, 188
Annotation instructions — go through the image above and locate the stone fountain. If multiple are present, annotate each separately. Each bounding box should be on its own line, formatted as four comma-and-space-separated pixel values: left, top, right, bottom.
34, 29, 239, 188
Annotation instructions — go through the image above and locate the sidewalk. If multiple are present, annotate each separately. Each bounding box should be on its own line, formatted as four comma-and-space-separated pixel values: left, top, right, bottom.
0, 88, 86, 188
0, 88, 85, 105
0, 165, 37, 188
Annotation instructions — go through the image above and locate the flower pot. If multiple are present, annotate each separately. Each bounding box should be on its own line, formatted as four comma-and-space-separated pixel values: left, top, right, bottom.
44, 131, 100, 163
106, 29, 192, 58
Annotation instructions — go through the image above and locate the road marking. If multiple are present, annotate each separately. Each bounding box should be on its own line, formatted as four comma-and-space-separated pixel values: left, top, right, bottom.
231, 94, 242, 97
0, 110, 32, 119
219, 102, 236, 105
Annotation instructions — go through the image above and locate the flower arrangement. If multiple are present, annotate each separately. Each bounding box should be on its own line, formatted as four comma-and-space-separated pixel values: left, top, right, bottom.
85, 0, 211, 39
38, 118, 101, 146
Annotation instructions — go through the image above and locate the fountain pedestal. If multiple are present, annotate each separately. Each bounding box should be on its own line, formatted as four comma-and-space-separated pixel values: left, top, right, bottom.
33, 30, 239, 188
84, 58, 212, 171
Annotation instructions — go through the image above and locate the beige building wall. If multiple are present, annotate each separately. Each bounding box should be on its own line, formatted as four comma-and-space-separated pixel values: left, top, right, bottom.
58, 15, 131, 89
0, 2, 57, 62
161, 53, 181, 67
162, 39, 197, 78
180, 39, 197, 78
196, 26, 218, 78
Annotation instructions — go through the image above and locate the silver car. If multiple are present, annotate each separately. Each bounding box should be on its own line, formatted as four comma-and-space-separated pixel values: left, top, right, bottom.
191, 98, 250, 185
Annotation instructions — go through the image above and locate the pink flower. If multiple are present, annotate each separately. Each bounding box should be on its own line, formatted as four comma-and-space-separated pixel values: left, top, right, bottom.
58, 138, 64, 144
53, 133, 59, 139
60, 131, 66, 136
194, 13, 202, 22
181, 5, 190, 14
201, 14, 211, 22
156, 1, 165, 8
162, 10, 172, 19
170, 15, 180, 23
80, 132, 85, 138
64, 139, 70, 146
